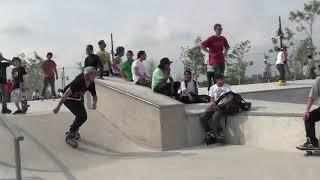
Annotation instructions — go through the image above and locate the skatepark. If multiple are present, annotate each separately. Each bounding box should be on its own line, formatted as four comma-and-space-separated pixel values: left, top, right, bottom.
1, 78, 320, 180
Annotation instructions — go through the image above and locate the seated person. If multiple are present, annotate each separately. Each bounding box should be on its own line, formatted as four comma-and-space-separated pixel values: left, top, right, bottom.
180, 70, 210, 104
299, 77, 320, 149
152, 58, 180, 99
200, 74, 234, 145
132, 51, 151, 87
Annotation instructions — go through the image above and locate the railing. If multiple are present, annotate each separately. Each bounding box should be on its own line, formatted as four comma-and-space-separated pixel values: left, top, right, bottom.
0, 114, 24, 180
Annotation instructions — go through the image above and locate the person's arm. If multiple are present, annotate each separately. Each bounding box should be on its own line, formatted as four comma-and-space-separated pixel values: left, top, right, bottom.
304, 97, 314, 121
133, 67, 146, 79
54, 63, 58, 79
53, 88, 72, 114
199, 44, 210, 54
92, 95, 98, 109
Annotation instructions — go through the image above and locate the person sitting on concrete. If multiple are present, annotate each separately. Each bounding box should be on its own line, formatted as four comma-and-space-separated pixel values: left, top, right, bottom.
121, 50, 134, 81
299, 77, 320, 149
200, 74, 235, 145
132, 51, 151, 87
113, 46, 125, 77
152, 58, 180, 98
180, 70, 210, 104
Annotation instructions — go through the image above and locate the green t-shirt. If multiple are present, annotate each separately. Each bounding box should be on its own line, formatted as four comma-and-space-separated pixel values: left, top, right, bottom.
152, 68, 166, 91
121, 59, 133, 81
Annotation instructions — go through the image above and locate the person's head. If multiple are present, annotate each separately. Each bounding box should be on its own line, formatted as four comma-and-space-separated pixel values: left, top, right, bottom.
158, 57, 172, 71
47, 52, 53, 60
12, 57, 22, 67
83, 66, 97, 82
214, 24, 223, 35
264, 60, 267, 64
86, 45, 94, 55
126, 50, 134, 60
98, 40, 106, 50
115, 46, 125, 57
280, 47, 287, 52
216, 74, 225, 87
184, 70, 192, 81
137, 50, 147, 61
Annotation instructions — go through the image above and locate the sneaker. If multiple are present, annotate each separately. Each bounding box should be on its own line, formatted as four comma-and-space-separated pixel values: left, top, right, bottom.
66, 131, 80, 140
204, 132, 216, 145
298, 138, 319, 149
13, 110, 24, 115
217, 132, 224, 145
1, 108, 12, 114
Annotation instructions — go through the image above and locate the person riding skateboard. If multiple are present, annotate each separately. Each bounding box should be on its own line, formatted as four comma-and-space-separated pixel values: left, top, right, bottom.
53, 66, 98, 148
299, 77, 320, 149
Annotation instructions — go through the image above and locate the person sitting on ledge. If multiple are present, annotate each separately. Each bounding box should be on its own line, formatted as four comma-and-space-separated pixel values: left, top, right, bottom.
151, 58, 180, 99
132, 51, 151, 87
200, 74, 234, 145
180, 70, 210, 104
298, 77, 320, 149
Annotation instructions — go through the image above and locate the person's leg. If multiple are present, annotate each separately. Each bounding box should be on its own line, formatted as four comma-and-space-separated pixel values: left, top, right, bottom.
200, 107, 215, 133
154, 83, 169, 96
213, 63, 225, 80
136, 78, 151, 87
41, 77, 49, 97
207, 72, 213, 91
49, 77, 56, 97
172, 81, 180, 98
305, 107, 320, 147
0, 84, 8, 109
64, 100, 88, 133
211, 111, 224, 135
276, 65, 284, 82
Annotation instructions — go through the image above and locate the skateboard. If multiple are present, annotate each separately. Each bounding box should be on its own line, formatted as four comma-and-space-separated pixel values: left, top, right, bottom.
65, 132, 81, 149
296, 146, 320, 156
21, 89, 28, 113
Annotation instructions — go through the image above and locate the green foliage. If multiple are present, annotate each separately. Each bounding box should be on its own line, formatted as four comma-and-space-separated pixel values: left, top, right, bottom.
269, 27, 295, 53
227, 40, 251, 85
18, 52, 43, 97
180, 36, 206, 80
289, 0, 320, 55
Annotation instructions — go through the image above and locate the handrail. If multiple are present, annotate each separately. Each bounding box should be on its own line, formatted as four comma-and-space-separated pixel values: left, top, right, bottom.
0, 114, 24, 180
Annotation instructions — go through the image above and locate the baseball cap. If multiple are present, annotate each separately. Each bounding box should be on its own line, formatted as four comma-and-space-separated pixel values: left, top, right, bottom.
160, 57, 172, 65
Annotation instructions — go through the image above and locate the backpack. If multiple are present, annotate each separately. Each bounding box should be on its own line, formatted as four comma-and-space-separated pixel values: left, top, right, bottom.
216, 91, 252, 114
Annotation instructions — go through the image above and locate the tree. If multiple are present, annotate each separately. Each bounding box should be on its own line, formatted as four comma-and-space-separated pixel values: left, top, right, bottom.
227, 40, 251, 85
19, 52, 43, 98
180, 36, 206, 80
269, 27, 295, 53
289, 0, 320, 56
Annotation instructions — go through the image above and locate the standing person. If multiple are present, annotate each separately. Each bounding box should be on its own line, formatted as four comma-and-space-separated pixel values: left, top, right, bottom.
303, 62, 310, 79
263, 60, 272, 82
84, 45, 103, 108
53, 66, 98, 148
121, 50, 134, 81
96, 40, 112, 76
11, 57, 28, 114
40, 52, 58, 100
200, 23, 230, 81
151, 58, 180, 98
276, 48, 287, 86
84, 45, 103, 79
0, 53, 12, 114
132, 51, 151, 87
112, 46, 125, 77
6, 62, 14, 102
204, 57, 215, 92
298, 77, 320, 149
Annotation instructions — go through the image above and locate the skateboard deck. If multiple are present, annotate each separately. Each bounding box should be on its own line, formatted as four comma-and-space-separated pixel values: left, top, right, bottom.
296, 146, 320, 156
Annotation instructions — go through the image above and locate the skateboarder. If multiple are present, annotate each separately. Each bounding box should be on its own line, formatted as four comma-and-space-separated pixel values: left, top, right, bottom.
299, 77, 320, 149
11, 57, 28, 114
40, 52, 58, 100
53, 66, 98, 148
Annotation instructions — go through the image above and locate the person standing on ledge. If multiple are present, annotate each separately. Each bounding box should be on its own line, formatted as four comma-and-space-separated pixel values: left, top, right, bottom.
40, 52, 58, 100
0, 53, 12, 114
276, 47, 287, 86
53, 66, 98, 148
132, 51, 151, 87
112, 46, 125, 77
96, 40, 112, 77
200, 23, 230, 81
85, 45, 103, 79
298, 77, 320, 149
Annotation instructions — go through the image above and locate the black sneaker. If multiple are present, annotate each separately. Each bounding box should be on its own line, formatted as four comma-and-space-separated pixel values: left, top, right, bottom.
217, 132, 224, 145
13, 110, 24, 115
1, 108, 12, 114
204, 132, 217, 145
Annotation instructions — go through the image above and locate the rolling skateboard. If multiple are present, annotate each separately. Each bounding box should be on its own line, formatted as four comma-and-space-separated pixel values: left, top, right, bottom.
296, 146, 320, 156
65, 132, 81, 149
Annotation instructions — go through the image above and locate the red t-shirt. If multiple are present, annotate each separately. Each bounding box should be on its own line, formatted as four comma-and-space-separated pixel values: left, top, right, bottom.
201, 35, 229, 64
41, 59, 57, 78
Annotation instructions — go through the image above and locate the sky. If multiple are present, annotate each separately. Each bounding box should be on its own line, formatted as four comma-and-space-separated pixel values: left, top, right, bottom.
0, 0, 319, 78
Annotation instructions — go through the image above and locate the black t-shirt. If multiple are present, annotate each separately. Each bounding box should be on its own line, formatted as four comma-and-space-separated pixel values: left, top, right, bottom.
0, 61, 10, 84
12, 66, 27, 89
64, 73, 96, 100
85, 54, 103, 71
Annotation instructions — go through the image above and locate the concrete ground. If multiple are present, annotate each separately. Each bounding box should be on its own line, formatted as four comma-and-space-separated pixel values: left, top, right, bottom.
0, 80, 319, 180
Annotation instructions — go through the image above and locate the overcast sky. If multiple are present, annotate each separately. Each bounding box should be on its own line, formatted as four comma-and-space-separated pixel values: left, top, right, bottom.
0, 0, 319, 77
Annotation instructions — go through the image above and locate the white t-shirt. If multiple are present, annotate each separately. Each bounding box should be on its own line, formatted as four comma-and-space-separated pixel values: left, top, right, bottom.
204, 59, 214, 72
180, 80, 200, 96
276, 51, 284, 65
209, 84, 232, 104
6, 65, 14, 80
132, 59, 145, 83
